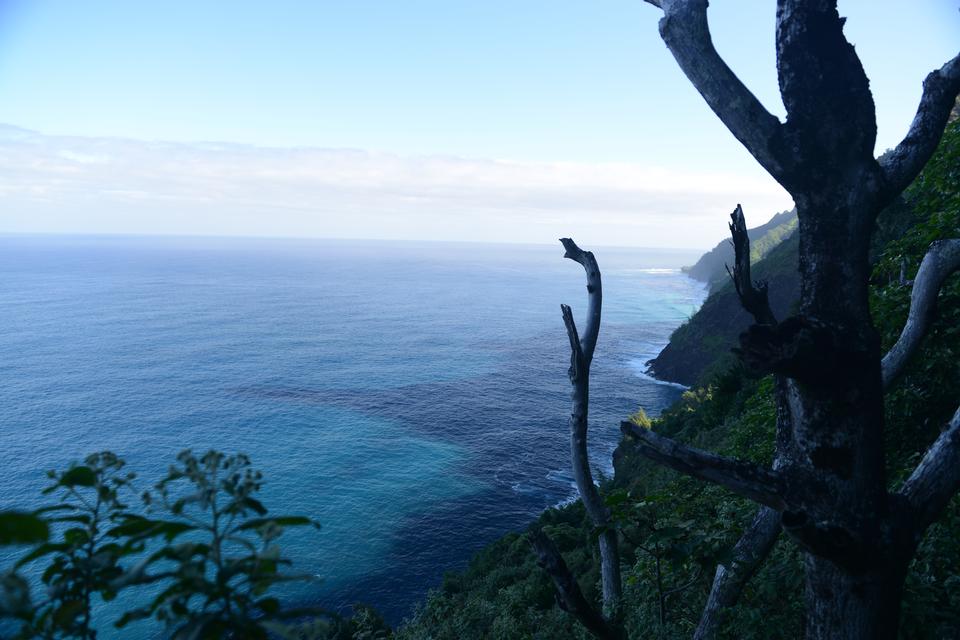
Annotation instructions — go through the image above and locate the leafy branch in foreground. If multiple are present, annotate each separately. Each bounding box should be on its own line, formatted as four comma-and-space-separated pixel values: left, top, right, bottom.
0, 449, 321, 640
118, 450, 321, 639
15, 452, 137, 639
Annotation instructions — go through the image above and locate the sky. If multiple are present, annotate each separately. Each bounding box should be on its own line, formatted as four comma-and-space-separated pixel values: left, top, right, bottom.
0, 1, 957, 249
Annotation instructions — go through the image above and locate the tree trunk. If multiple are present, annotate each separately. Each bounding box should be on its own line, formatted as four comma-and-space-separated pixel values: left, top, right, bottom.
803, 556, 909, 640
634, 1, 960, 635
784, 194, 893, 637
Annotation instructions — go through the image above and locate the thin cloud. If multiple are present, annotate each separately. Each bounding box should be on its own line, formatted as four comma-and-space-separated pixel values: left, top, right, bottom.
0, 125, 793, 248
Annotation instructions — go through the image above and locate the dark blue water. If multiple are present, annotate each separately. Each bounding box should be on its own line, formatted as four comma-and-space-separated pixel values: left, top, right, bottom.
0, 235, 705, 631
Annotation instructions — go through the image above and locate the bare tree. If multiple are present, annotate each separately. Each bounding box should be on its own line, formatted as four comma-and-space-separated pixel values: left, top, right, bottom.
693, 205, 793, 640
529, 238, 623, 640
618, 1, 960, 637
558, 237, 622, 617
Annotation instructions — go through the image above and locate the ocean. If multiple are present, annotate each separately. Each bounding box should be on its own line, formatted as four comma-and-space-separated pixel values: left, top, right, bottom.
0, 234, 706, 632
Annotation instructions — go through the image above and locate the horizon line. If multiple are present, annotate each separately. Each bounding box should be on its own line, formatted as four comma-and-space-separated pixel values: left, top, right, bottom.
0, 230, 711, 253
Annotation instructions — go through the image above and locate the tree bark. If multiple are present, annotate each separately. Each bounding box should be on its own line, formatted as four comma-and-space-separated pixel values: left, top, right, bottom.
899, 407, 960, 532
802, 558, 907, 640
694, 507, 781, 640
637, 1, 960, 637
559, 238, 622, 616
882, 239, 960, 388
528, 529, 624, 640
771, 5, 900, 634
694, 206, 792, 639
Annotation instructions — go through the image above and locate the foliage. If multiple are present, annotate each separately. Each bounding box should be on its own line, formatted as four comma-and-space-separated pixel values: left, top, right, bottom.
0, 512, 50, 624
396, 506, 592, 640
0, 450, 322, 639
626, 408, 652, 430
9, 453, 138, 639
609, 485, 730, 632
748, 215, 797, 266
398, 120, 960, 639
267, 604, 393, 640
870, 119, 960, 638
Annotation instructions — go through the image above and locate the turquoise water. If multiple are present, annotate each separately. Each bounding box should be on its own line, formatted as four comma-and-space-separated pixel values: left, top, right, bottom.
0, 235, 706, 630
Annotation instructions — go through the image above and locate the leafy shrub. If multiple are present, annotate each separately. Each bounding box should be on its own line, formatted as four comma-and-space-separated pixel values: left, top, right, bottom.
1, 450, 322, 639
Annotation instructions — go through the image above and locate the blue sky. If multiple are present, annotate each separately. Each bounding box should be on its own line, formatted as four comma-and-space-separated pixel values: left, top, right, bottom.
0, 1, 957, 248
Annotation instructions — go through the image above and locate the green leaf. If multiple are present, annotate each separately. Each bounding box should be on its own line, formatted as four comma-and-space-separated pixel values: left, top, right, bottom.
257, 596, 280, 615
53, 599, 86, 628
15, 542, 69, 568
60, 466, 97, 488
244, 497, 268, 516
0, 511, 49, 545
108, 516, 196, 542
63, 527, 90, 546
648, 526, 686, 544
0, 572, 32, 616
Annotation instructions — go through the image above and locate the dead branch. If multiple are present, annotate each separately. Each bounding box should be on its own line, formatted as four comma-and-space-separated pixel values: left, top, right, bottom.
528, 529, 624, 640
898, 406, 960, 534
696, 206, 784, 637
879, 54, 960, 202
560, 238, 622, 613
620, 421, 786, 510
642, 0, 791, 185
561, 237, 602, 361
694, 507, 781, 639
726, 204, 777, 326
882, 239, 960, 389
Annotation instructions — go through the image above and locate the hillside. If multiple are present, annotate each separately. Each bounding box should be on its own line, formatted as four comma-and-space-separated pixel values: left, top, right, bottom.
648, 232, 801, 386
394, 119, 960, 640
649, 193, 916, 387
683, 209, 797, 290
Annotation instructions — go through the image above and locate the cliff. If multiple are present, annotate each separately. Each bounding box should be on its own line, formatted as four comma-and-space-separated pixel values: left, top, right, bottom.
396, 120, 960, 640
648, 232, 800, 386
682, 209, 797, 290
649, 194, 916, 387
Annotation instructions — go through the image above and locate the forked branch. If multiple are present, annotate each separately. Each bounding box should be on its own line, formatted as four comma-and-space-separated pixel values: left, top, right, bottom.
882, 239, 960, 389
642, 0, 790, 184
620, 421, 787, 510
560, 238, 622, 614
561, 237, 602, 362
898, 406, 960, 534
879, 54, 960, 201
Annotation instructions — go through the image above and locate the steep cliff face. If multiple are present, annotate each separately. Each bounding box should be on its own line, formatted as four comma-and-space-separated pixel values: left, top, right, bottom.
649, 195, 916, 387
649, 232, 801, 386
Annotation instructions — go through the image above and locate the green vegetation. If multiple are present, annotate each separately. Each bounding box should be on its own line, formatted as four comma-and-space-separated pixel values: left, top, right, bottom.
682, 209, 797, 291
400, 120, 960, 639
0, 450, 326, 639
648, 233, 800, 386
1, 122, 956, 640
